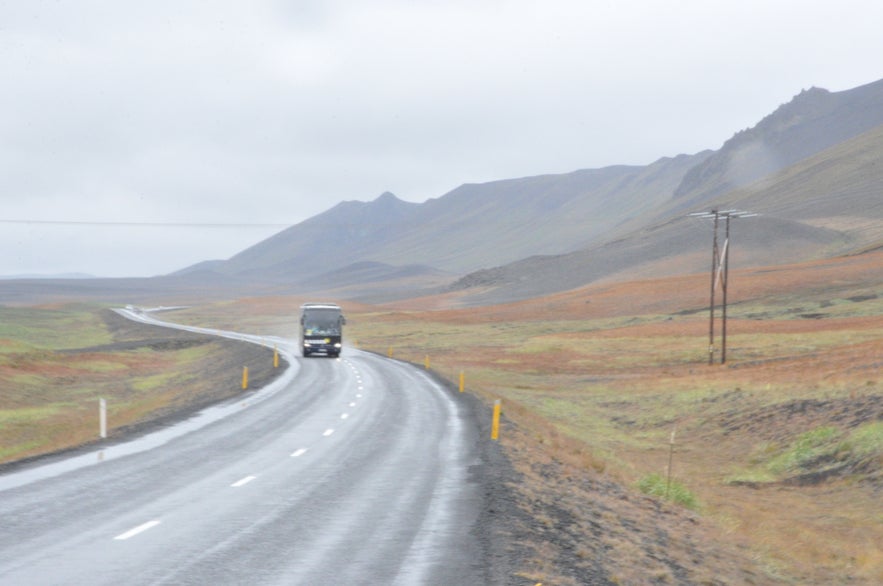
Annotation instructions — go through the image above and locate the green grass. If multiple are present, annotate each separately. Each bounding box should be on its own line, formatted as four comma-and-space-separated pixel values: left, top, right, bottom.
637, 473, 699, 509
728, 423, 883, 485
0, 440, 44, 461
848, 421, 883, 458
767, 426, 843, 475
131, 372, 185, 392
0, 305, 112, 350
64, 360, 130, 373
8, 372, 51, 386
0, 339, 32, 354
0, 305, 245, 464
0, 405, 65, 423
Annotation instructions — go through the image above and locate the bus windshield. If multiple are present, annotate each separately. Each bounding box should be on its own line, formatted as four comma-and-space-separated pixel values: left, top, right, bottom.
303, 309, 342, 335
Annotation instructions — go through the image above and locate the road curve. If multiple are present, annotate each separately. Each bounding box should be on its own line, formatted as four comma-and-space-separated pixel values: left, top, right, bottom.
0, 311, 486, 585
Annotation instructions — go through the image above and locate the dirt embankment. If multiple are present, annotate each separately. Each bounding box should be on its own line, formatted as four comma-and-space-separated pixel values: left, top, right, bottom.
424, 369, 775, 586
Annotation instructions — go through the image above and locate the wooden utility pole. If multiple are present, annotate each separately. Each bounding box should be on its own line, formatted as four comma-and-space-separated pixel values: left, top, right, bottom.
689, 209, 755, 365
708, 211, 719, 365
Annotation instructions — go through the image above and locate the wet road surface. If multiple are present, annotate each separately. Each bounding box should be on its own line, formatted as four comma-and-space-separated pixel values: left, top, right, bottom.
0, 312, 485, 585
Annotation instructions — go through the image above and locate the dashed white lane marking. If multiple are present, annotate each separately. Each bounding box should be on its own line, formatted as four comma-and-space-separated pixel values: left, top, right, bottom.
323, 428, 335, 437
341, 413, 349, 420
114, 520, 161, 541
231, 475, 256, 488
356, 394, 362, 398
349, 402, 356, 408
291, 448, 307, 458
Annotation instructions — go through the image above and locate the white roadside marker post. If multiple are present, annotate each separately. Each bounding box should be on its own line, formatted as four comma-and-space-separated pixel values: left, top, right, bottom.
99, 398, 107, 439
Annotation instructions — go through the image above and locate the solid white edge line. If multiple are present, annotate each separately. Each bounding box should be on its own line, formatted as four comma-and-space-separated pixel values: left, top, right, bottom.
231, 475, 257, 488
114, 520, 161, 541
291, 448, 307, 458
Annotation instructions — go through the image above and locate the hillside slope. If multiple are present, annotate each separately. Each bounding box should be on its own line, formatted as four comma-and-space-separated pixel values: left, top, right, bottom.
374, 154, 706, 270
185, 155, 708, 283
216, 192, 421, 280
450, 90, 883, 305
671, 78, 883, 211
167, 77, 883, 303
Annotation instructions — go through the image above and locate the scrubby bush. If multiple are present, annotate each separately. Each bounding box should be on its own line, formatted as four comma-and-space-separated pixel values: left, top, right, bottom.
637, 473, 698, 509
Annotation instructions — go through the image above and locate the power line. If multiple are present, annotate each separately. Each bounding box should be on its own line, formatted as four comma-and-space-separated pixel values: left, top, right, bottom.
0, 219, 293, 228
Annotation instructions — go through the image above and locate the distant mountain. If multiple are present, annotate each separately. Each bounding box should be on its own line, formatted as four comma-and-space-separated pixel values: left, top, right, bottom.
215, 192, 421, 280
170, 259, 226, 277
296, 261, 455, 304
170, 77, 883, 305
373, 154, 707, 271
306, 261, 451, 290
182, 155, 708, 283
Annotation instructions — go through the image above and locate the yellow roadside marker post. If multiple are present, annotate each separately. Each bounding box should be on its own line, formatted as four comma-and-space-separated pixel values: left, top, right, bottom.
459, 371, 465, 392
273, 346, 279, 368
242, 367, 249, 390
491, 399, 501, 440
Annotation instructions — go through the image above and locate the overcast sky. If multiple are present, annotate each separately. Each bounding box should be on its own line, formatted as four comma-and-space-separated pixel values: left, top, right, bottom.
2, 0, 882, 278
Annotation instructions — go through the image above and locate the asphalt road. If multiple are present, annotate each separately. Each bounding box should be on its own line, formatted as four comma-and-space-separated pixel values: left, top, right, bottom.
0, 312, 486, 585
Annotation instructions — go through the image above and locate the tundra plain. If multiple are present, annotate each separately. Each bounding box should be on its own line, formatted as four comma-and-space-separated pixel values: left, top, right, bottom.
169, 249, 883, 584
1, 249, 881, 584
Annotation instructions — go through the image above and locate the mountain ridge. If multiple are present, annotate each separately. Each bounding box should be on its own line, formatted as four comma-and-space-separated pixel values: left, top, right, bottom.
449, 119, 883, 305
671, 78, 883, 210
163, 76, 883, 304
187, 152, 710, 284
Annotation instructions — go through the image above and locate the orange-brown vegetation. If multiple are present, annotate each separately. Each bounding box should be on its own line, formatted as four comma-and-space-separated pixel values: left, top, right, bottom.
336, 249, 883, 584
160, 251, 882, 583
0, 310, 278, 465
